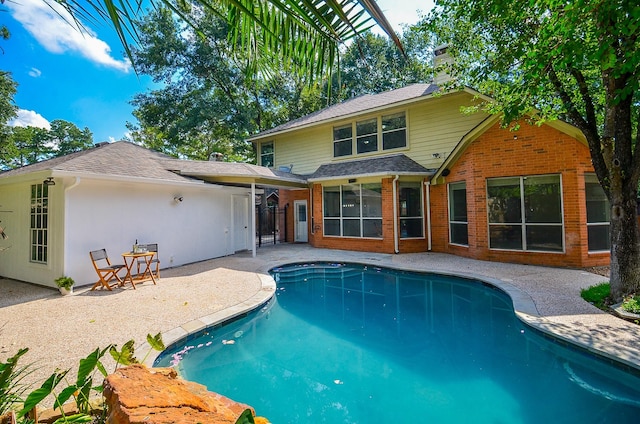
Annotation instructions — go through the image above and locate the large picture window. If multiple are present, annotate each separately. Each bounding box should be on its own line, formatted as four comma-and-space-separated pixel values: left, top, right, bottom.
399, 182, 423, 238
332, 112, 406, 158
448, 181, 468, 246
487, 175, 563, 252
585, 174, 610, 252
30, 183, 49, 263
260, 142, 274, 167
323, 184, 382, 238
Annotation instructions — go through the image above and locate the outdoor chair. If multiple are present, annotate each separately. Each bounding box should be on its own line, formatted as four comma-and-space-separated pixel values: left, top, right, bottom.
137, 243, 160, 279
90, 248, 125, 291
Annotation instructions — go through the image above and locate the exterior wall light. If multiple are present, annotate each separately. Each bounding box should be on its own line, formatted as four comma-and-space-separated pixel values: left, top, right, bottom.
43, 177, 55, 186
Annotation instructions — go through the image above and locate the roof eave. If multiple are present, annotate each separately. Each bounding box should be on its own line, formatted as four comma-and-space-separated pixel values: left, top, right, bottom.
308, 170, 434, 183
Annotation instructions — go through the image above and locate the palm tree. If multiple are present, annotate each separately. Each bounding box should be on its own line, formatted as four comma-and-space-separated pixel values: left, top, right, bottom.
53, 0, 402, 80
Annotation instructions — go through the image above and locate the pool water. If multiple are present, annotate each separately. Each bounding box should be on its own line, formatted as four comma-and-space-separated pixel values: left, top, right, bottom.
155, 263, 640, 423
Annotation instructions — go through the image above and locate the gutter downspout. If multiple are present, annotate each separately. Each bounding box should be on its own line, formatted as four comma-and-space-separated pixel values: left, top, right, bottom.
251, 183, 256, 258
392, 175, 399, 254
425, 181, 432, 251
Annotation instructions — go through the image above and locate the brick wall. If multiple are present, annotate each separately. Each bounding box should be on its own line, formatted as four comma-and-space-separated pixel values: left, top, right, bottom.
277, 188, 310, 243
430, 121, 610, 268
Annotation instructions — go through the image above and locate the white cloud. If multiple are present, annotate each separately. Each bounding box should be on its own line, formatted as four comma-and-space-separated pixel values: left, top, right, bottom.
7, 0, 131, 72
28, 67, 42, 78
8, 109, 51, 130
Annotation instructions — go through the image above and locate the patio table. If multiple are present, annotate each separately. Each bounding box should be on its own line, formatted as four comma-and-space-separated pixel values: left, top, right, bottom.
121, 251, 158, 289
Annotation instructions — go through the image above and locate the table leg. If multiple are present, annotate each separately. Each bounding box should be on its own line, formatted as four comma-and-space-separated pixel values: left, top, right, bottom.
122, 256, 137, 289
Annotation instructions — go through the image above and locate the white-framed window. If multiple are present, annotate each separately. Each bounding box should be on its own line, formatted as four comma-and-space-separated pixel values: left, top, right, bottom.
332, 112, 407, 158
333, 124, 352, 157
30, 183, 49, 264
487, 174, 564, 252
260, 141, 274, 167
323, 184, 382, 238
399, 182, 423, 238
585, 174, 610, 252
448, 181, 468, 246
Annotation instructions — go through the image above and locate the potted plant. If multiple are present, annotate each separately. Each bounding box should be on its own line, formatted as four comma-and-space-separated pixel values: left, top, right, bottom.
55, 276, 75, 295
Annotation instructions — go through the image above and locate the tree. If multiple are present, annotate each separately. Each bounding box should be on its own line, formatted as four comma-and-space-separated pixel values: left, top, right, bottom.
49, 119, 94, 156
51, 0, 401, 84
423, 0, 640, 300
329, 30, 431, 102
0, 71, 18, 155
127, 6, 325, 161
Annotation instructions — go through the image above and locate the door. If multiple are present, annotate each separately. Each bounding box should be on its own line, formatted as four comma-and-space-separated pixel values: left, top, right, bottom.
294, 200, 308, 242
233, 195, 249, 252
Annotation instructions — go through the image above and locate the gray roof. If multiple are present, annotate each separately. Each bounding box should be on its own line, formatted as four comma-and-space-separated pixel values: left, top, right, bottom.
0, 141, 307, 187
309, 154, 433, 181
248, 83, 440, 140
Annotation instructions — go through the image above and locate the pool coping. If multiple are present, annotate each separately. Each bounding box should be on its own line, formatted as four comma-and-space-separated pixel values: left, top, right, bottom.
143, 258, 640, 374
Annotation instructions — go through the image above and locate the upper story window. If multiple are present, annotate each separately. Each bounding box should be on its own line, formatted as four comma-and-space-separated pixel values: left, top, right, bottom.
333, 125, 352, 157
382, 112, 407, 150
260, 142, 274, 167
30, 183, 49, 264
333, 112, 407, 158
356, 118, 378, 154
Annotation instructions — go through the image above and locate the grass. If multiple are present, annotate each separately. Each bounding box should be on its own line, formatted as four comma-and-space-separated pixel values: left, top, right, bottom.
580, 282, 611, 310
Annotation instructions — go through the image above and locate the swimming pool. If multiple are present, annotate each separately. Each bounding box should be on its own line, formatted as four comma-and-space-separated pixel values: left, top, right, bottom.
155, 262, 640, 423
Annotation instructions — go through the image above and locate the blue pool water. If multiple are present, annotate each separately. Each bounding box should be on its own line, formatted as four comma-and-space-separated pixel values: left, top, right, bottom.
155, 263, 640, 423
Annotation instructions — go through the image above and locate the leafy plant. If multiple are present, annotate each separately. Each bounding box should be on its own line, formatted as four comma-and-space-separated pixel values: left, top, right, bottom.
0, 348, 31, 417
54, 276, 75, 290
580, 282, 610, 310
622, 294, 640, 314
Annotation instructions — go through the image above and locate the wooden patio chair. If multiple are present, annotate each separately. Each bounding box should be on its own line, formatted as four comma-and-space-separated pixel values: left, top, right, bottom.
137, 243, 160, 279
90, 248, 125, 291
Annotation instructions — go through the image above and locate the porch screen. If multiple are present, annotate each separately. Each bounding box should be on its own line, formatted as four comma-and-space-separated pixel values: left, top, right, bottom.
323, 184, 382, 238
399, 182, 423, 238
30, 183, 49, 263
585, 174, 610, 251
487, 175, 564, 252
448, 181, 468, 245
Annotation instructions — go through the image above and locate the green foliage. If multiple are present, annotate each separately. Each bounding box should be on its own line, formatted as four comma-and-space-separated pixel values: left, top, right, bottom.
422, 0, 640, 301
622, 294, 640, 314
0, 348, 30, 416
54, 277, 75, 290
1, 120, 94, 170
235, 408, 256, 424
2, 334, 165, 423
580, 283, 611, 310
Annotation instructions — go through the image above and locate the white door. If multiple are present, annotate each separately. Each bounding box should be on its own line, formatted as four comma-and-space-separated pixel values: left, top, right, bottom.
233, 195, 249, 252
294, 200, 308, 242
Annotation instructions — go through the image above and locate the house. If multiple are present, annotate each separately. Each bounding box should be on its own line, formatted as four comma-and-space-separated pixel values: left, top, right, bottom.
0, 141, 306, 288
247, 83, 610, 268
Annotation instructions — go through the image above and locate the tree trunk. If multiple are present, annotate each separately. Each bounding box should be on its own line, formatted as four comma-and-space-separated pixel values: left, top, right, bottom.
608, 194, 640, 302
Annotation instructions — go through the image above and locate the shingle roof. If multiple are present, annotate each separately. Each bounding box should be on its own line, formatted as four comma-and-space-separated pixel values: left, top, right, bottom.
308, 154, 433, 181
0, 141, 307, 187
248, 83, 440, 140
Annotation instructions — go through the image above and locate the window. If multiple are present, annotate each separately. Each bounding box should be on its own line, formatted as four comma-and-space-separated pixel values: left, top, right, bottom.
30, 183, 49, 263
382, 112, 407, 150
332, 112, 407, 158
448, 182, 468, 245
333, 125, 352, 157
585, 174, 610, 251
260, 142, 274, 167
323, 184, 382, 238
356, 119, 378, 154
399, 183, 423, 238
487, 175, 563, 252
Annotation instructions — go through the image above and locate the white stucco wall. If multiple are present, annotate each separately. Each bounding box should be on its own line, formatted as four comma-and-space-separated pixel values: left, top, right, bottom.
0, 175, 251, 288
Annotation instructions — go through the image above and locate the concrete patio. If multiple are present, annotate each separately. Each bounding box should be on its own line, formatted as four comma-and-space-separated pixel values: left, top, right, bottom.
1, 244, 639, 399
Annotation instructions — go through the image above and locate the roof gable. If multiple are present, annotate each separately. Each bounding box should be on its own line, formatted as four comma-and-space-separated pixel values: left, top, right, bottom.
248, 83, 440, 141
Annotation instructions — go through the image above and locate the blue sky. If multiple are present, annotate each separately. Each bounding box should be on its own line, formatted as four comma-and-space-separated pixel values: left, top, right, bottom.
4, 0, 432, 143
